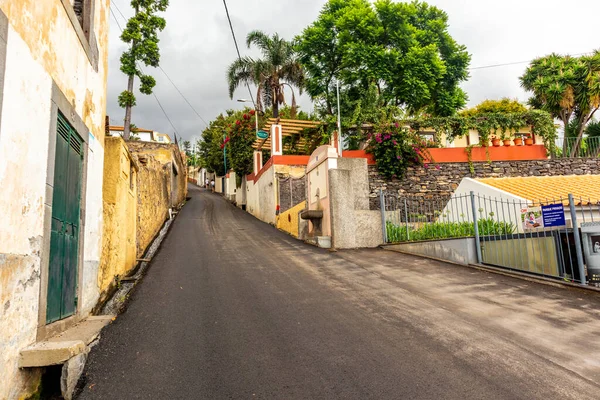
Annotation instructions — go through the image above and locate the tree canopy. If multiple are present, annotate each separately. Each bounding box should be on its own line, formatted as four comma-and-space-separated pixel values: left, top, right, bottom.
227, 31, 304, 118
520, 51, 600, 155
295, 0, 471, 121
460, 98, 527, 117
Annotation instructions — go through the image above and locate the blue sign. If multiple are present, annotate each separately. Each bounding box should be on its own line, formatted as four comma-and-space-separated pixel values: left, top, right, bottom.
257, 130, 269, 139
541, 203, 566, 227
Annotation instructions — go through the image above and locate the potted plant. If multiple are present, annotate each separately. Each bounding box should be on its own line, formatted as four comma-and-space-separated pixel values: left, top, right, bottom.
524, 133, 534, 146
513, 134, 523, 146
491, 136, 501, 147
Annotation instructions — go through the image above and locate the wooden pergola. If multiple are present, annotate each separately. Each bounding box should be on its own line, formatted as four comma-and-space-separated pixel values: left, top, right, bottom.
254, 118, 324, 153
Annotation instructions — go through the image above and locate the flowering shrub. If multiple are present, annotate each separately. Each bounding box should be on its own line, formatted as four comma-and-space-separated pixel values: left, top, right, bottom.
367, 123, 433, 179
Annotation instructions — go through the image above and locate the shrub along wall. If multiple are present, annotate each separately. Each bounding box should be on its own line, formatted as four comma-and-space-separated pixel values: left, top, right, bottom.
368, 158, 600, 209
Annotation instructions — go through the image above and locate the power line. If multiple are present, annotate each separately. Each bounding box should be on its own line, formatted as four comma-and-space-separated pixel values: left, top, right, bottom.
110, 1, 179, 136
221, 0, 256, 107
109, 6, 123, 32
469, 51, 594, 70
151, 92, 180, 137
157, 66, 209, 126
112, 0, 209, 128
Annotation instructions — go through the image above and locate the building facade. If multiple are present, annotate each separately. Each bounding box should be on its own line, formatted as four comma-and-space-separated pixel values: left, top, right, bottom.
0, 0, 110, 398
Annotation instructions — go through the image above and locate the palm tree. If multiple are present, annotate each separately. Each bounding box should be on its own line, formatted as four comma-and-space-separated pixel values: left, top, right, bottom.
227, 31, 304, 118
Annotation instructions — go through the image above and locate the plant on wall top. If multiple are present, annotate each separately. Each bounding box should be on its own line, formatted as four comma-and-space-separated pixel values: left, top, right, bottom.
366, 121, 433, 179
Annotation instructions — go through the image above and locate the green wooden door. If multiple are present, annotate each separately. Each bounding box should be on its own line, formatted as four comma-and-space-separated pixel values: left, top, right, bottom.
46, 113, 83, 323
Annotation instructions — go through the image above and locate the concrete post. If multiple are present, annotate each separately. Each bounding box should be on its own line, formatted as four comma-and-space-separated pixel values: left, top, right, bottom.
380, 189, 387, 243
569, 194, 587, 285
331, 130, 342, 157
271, 124, 282, 156
253, 150, 263, 175
471, 191, 483, 264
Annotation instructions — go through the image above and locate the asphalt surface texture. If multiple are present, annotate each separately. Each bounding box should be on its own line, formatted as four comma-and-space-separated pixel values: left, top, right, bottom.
78, 185, 600, 399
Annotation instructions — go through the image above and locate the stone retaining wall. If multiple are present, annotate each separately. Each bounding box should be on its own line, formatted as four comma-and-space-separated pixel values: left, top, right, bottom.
369, 158, 600, 209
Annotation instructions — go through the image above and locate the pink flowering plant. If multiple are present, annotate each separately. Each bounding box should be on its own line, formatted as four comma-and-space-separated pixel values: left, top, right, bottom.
367, 122, 432, 179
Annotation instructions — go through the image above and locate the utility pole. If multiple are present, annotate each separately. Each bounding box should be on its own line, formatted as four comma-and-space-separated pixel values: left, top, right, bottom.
336, 79, 343, 156
223, 133, 227, 176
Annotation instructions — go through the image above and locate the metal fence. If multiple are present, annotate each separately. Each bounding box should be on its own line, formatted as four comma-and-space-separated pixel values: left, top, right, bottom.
380, 190, 600, 285
554, 136, 600, 158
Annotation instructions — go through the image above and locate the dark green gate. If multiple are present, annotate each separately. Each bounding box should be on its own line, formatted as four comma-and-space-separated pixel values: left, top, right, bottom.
46, 113, 83, 323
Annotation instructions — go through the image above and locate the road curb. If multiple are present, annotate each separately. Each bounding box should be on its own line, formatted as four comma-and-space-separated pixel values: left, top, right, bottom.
382, 246, 600, 295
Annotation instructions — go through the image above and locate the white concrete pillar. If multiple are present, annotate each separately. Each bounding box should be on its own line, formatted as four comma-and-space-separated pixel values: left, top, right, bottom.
331, 130, 342, 157
271, 124, 283, 156
253, 150, 263, 174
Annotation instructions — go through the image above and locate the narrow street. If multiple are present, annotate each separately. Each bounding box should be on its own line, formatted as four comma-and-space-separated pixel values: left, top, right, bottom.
78, 185, 600, 399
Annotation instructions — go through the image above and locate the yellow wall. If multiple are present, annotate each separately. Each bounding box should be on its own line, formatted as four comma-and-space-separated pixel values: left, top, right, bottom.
277, 201, 306, 238
127, 142, 188, 257
134, 153, 171, 258
100, 137, 137, 293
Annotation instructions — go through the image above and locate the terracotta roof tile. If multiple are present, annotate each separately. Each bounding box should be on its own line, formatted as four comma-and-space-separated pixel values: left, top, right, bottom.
477, 175, 600, 205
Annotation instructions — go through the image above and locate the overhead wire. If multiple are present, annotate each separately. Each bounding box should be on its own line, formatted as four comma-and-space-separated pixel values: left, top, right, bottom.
469, 51, 594, 70
110, 0, 207, 136
221, 0, 256, 108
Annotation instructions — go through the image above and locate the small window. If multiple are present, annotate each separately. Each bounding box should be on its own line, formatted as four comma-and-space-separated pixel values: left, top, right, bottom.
71, 0, 94, 40
158, 137, 164, 142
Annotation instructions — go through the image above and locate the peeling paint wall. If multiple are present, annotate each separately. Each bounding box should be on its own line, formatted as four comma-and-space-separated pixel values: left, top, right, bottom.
99, 137, 137, 294
246, 164, 306, 226
127, 142, 187, 258
0, 0, 110, 398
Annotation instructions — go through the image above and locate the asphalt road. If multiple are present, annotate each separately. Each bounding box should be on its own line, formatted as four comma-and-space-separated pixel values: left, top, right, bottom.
78, 185, 600, 399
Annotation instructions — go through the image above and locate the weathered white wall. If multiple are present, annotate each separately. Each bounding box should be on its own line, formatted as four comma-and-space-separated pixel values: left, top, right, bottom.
445, 178, 527, 233
0, 24, 53, 399
81, 133, 103, 314
246, 165, 276, 225
0, 0, 110, 397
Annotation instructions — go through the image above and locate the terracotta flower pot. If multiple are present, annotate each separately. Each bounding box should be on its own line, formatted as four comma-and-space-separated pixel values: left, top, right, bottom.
524, 138, 534, 146
491, 138, 501, 147
513, 138, 523, 146
503, 139, 512, 147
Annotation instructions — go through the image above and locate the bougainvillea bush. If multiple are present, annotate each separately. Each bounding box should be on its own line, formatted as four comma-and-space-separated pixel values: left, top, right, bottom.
367, 122, 433, 179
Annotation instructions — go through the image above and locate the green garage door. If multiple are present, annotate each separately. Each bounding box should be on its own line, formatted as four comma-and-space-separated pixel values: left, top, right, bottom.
46, 112, 83, 324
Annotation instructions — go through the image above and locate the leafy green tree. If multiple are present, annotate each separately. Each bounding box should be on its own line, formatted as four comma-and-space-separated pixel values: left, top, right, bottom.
182, 140, 191, 154
118, 0, 169, 140
520, 51, 600, 155
200, 116, 229, 175
227, 31, 304, 118
295, 0, 470, 121
460, 98, 527, 117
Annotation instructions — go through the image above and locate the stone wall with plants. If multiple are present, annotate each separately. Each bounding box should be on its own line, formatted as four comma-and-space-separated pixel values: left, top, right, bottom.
368, 158, 600, 209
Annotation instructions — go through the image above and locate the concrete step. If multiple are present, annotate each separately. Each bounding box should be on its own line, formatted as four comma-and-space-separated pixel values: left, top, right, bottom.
19, 315, 113, 368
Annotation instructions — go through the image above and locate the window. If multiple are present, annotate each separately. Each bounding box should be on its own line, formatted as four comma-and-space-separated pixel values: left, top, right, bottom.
71, 0, 93, 40
158, 137, 164, 142
62, 0, 98, 69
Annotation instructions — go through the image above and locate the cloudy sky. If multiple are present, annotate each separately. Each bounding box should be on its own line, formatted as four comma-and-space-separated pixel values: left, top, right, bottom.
106, 0, 600, 144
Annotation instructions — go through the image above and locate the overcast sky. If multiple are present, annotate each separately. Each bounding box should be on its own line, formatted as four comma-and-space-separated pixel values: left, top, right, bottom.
106, 0, 600, 144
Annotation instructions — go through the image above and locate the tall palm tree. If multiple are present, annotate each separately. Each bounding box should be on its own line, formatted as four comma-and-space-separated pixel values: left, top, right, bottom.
227, 31, 304, 118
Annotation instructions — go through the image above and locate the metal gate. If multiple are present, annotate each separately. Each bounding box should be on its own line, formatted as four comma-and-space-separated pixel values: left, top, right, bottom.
46, 112, 83, 323
380, 190, 589, 285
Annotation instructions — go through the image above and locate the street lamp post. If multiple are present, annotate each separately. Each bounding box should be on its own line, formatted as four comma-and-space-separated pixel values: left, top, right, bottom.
223, 133, 227, 176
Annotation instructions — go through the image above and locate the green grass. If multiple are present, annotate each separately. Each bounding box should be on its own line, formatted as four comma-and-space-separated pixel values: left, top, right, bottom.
386, 218, 516, 243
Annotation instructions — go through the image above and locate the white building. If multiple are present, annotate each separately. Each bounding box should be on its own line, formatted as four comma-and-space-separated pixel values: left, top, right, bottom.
0, 1, 110, 398
109, 125, 172, 143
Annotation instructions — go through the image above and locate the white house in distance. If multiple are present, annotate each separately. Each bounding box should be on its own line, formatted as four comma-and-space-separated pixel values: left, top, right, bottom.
444, 175, 600, 233
108, 125, 172, 143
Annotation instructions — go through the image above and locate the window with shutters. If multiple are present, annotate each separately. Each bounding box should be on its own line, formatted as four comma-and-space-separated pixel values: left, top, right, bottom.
70, 0, 94, 41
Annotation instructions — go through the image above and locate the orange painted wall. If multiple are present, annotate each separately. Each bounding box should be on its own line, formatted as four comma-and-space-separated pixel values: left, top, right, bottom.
426, 145, 548, 163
